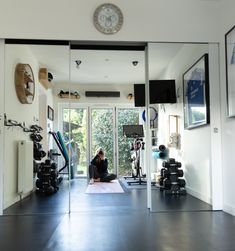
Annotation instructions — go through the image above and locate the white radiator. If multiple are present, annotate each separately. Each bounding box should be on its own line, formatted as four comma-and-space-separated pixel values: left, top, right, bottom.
18, 140, 33, 194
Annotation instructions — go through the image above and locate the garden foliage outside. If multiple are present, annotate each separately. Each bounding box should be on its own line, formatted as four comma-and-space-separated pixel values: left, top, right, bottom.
63, 108, 140, 177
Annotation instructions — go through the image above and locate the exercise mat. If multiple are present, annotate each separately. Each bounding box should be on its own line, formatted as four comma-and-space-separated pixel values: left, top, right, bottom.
85, 180, 124, 194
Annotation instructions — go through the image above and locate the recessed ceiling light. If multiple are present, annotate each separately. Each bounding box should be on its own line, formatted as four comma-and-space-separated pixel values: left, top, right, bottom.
105, 59, 110, 62
75, 60, 82, 68
132, 61, 138, 66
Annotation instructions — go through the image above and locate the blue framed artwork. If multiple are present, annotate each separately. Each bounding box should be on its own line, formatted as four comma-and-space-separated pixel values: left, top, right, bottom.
225, 25, 235, 117
183, 54, 210, 129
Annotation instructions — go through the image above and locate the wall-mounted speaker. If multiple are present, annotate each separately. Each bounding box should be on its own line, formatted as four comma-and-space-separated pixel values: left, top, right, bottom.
85, 91, 120, 97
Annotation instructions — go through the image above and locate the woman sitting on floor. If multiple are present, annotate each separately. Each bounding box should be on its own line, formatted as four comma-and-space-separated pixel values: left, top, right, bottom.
89, 147, 116, 184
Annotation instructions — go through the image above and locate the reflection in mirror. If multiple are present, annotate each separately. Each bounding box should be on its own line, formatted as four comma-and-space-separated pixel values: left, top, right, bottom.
68, 45, 151, 213
148, 43, 212, 212
3, 42, 70, 215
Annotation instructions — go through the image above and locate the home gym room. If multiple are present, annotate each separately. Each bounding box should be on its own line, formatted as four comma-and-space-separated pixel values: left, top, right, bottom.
2, 39, 221, 215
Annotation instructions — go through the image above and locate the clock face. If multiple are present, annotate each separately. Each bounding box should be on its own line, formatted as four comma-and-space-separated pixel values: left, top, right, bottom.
93, 3, 123, 34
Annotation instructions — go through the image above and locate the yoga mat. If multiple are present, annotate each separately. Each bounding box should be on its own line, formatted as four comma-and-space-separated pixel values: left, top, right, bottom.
85, 180, 124, 194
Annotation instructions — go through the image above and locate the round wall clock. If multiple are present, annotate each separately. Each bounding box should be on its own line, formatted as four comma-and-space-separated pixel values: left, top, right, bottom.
93, 3, 123, 34
15, 63, 35, 104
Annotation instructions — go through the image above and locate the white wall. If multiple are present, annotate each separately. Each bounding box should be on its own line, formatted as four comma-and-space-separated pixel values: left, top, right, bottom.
4, 44, 54, 209
0, 0, 220, 43
46, 89, 55, 151
152, 43, 212, 204
4, 44, 39, 208
39, 87, 54, 154
53, 83, 134, 105
39, 94, 47, 154
218, 0, 235, 215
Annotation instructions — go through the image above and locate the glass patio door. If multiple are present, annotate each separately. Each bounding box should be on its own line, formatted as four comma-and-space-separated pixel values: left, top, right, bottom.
90, 108, 115, 174
62, 107, 88, 178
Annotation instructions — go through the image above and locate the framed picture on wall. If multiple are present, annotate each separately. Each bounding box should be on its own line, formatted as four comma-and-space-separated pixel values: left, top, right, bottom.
183, 53, 210, 129
225, 25, 235, 117
47, 105, 54, 121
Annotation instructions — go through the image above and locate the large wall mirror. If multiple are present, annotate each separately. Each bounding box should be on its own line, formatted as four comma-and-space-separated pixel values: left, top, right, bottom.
148, 43, 212, 212
2, 40, 216, 216
3, 41, 70, 215
67, 43, 147, 213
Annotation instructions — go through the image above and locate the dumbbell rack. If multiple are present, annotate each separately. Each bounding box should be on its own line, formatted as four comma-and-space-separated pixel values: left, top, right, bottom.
159, 158, 186, 195
36, 159, 59, 195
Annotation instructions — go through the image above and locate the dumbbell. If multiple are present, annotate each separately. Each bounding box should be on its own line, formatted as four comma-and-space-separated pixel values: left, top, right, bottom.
162, 161, 182, 168
161, 168, 170, 178
50, 162, 57, 170
50, 170, 58, 179
178, 179, 186, 187
159, 177, 164, 186
169, 174, 178, 182
167, 166, 177, 173
30, 133, 43, 142
160, 168, 165, 177
177, 169, 184, 177
36, 179, 43, 189
169, 158, 176, 164
163, 178, 171, 189
37, 171, 42, 179
45, 186, 55, 195
30, 125, 43, 132
50, 178, 58, 188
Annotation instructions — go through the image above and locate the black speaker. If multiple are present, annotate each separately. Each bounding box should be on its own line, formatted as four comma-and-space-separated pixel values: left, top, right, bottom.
85, 91, 120, 97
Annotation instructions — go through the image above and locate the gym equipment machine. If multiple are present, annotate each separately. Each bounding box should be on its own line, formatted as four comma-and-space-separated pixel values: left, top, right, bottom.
159, 158, 186, 195
49, 131, 70, 174
128, 138, 147, 185
49, 131, 77, 179
123, 124, 156, 186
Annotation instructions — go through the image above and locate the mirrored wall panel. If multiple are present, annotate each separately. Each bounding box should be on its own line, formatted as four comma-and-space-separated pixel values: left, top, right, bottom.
68, 44, 150, 213
3, 41, 70, 215
148, 42, 212, 212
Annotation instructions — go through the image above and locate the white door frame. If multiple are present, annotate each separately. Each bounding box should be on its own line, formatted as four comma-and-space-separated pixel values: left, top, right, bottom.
209, 43, 223, 210
0, 39, 5, 215
145, 45, 152, 210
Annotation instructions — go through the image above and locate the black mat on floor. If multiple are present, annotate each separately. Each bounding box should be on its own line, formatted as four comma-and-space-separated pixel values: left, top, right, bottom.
119, 178, 158, 190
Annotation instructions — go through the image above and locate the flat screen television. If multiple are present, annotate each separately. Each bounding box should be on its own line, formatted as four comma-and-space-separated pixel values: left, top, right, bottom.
134, 84, 145, 107
134, 80, 177, 107
123, 125, 144, 138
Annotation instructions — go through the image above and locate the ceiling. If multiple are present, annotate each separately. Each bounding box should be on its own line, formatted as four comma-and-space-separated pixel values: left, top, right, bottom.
28, 43, 184, 86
